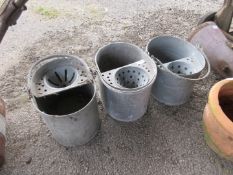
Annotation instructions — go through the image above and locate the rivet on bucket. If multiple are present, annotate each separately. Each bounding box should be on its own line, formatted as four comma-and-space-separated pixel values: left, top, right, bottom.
28, 55, 100, 146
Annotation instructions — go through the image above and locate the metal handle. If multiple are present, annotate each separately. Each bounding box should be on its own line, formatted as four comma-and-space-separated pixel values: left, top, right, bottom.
150, 47, 211, 81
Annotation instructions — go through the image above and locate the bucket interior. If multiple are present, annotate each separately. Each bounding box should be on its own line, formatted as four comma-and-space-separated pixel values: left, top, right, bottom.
45, 66, 78, 88
34, 84, 94, 115
96, 43, 143, 73
219, 82, 233, 122
115, 66, 149, 88
167, 61, 194, 76
147, 36, 205, 64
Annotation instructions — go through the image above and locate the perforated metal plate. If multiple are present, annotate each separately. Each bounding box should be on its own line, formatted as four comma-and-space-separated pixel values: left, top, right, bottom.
115, 66, 149, 88
28, 55, 92, 97
100, 59, 156, 90
156, 57, 203, 78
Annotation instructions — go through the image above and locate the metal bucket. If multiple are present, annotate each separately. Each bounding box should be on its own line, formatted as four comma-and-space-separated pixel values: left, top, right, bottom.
146, 36, 210, 106
28, 55, 100, 146
95, 42, 157, 122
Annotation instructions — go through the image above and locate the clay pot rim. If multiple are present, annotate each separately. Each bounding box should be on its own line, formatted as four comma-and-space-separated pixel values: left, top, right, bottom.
209, 78, 233, 135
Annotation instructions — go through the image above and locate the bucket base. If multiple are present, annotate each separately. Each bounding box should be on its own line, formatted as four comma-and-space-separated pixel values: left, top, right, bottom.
52, 119, 101, 147
152, 93, 189, 106
107, 112, 145, 122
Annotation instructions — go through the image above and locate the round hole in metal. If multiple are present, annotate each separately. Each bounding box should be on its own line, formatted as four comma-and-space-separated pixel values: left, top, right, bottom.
168, 61, 193, 76
115, 66, 149, 89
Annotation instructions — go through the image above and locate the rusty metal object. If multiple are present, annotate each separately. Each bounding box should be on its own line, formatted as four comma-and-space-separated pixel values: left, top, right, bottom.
189, 22, 233, 77
198, 0, 233, 39
198, 0, 233, 33
0, 0, 28, 166
0, 98, 6, 167
198, 12, 216, 25
215, 0, 233, 32
0, 0, 28, 43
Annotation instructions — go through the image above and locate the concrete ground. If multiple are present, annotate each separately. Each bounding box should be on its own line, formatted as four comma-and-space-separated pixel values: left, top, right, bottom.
0, 0, 232, 174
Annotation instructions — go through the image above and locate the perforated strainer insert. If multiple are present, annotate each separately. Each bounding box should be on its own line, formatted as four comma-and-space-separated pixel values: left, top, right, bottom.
115, 66, 149, 89
45, 66, 78, 88
167, 61, 194, 76
28, 55, 91, 97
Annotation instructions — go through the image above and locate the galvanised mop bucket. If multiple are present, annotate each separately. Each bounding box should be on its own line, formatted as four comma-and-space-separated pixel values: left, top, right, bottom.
146, 36, 210, 106
28, 55, 100, 146
95, 42, 157, 122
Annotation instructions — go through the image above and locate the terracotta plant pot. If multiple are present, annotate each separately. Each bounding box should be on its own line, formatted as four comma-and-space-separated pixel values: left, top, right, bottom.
203, 79, 233, 161
0, 98, 6, 167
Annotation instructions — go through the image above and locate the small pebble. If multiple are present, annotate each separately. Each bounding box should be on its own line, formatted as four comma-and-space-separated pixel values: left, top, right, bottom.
26, 157, 32, 164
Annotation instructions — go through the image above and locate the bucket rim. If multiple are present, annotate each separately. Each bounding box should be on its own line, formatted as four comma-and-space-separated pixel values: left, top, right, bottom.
95, 42, 157, 91
146, 35, 194, 50
94, 41, 145, 72
145, 35, 211, 81
31, 84, 98, 118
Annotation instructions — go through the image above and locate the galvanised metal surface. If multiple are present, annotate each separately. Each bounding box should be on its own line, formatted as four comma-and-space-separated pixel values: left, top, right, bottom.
28, 55, 91, 98
95, 42, 157, 122
28, 55, 100, 146
147, 36, 210, 106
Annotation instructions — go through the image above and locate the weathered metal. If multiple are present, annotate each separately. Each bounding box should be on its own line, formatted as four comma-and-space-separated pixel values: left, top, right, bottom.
0, 0, 28, 166
95, 42, 157, 122
0, 98, 6, 167
198, 12, 216, 25
203, 78, 233, 161
215, 0, 233, 32
189, 22, 233, 77
147, 36, 210, 106
28, 55, 100, 146
0, 0, 28, 43
198, 0, 233, 40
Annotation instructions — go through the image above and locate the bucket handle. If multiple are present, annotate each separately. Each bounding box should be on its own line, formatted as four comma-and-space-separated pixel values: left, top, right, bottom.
150, 46, 211, 81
